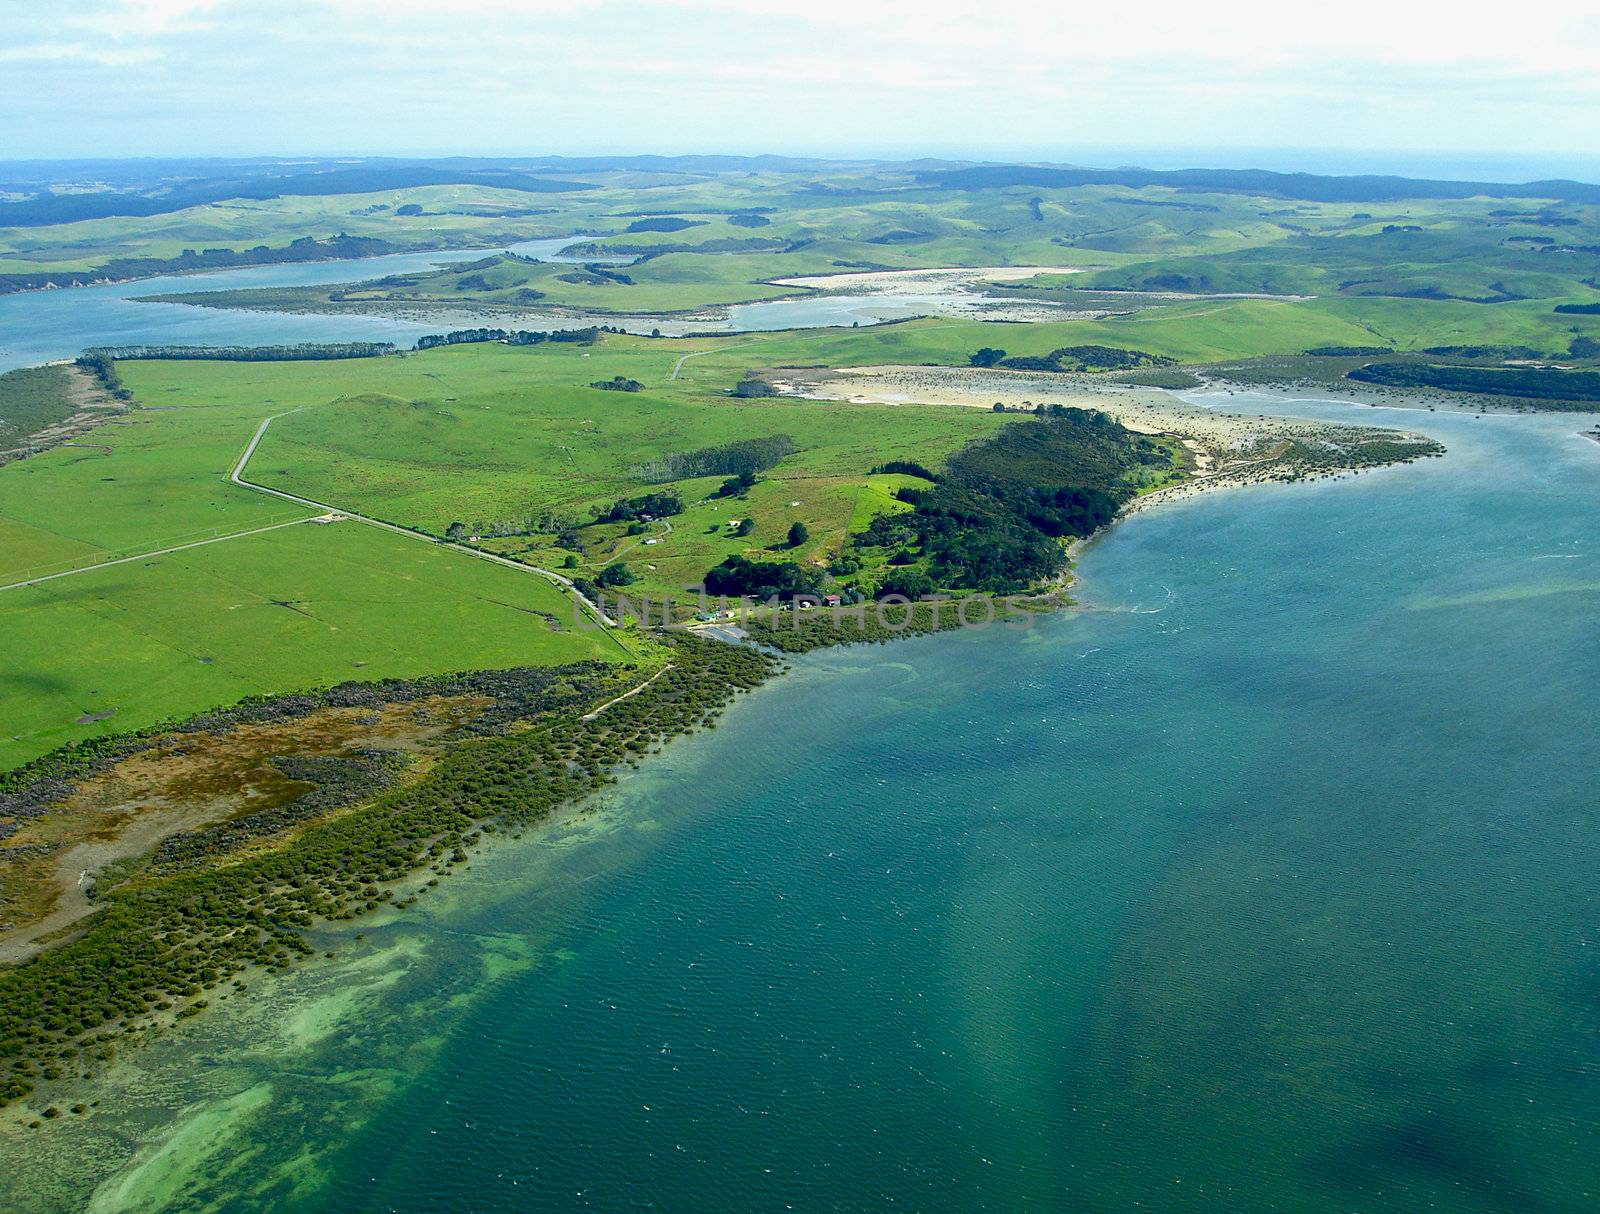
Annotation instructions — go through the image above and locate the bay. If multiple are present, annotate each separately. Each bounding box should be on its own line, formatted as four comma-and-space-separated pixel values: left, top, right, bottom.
4, 395, 1596, 1212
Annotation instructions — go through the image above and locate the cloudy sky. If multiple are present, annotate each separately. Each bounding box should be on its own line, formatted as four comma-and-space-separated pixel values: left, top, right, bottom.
7, 0, 1600, 178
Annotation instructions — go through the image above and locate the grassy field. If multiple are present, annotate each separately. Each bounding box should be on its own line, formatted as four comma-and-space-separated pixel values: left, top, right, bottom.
115, 342, 1013, 595
0, 331, 1017, 767
0, 390, 309, 583
0, 185, 592, 276
0, 173, 1321, 278
0, 520, 630, 768
0, 359, 642, 767
11, 161, 1596, 372
7, 160, 1599, 764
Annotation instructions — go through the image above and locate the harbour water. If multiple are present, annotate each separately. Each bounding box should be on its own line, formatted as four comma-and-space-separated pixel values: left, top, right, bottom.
0, 242, 1081, 374
3, 395, 1596, 1212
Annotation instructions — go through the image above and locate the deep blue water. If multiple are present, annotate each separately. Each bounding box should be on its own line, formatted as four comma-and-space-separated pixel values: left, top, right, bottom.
5, 395, 1596, 1212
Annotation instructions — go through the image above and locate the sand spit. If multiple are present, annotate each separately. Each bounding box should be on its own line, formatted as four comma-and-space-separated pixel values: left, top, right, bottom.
769, 265, 1090, 293
772, 364, 1446, 508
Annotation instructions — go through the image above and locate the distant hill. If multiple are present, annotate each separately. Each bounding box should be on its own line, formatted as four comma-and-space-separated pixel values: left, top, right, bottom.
914, 164, 1600, 205
6, 153, 1599, 230
0, 164, 594, 227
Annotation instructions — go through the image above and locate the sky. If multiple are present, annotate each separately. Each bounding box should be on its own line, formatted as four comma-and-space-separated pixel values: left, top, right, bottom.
5, 0, 1600, 179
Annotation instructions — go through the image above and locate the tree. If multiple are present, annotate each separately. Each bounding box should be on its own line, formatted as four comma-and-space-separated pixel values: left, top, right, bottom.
596, 562, 635, 588
702, 555, 824, 599
444, 521, 467, 541
734, 518, 755, 537
730, 377, 778, 398
969, 347, 1007, 367
875, 569, 935, 600
787, 521, 809, 548
715, 471, 758, 498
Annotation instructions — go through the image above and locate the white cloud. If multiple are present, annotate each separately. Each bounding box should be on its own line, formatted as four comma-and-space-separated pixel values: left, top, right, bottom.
5, 0, 1600, 164
66, 0, 230, 39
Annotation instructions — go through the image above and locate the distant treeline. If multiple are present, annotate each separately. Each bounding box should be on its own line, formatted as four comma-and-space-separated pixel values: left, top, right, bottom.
85, 342, 398, 362
1349, 362, 1600, 409
0, 235, 399, 295
632, 435, 796, 483
1306, 345, 1395, 356
1555, 302, 1600, 314
917, 165, 1600, 206
1421, 344, 1543, 359
413, 326, 607, 350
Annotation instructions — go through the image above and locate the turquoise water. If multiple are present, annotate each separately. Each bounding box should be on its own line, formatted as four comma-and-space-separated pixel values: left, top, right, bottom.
2, 396, 1597, 1211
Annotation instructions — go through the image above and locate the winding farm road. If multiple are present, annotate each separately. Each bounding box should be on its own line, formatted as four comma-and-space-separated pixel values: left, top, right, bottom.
230, 412, 618, 628
0, 410, 619, 641
670, 341, 751, 380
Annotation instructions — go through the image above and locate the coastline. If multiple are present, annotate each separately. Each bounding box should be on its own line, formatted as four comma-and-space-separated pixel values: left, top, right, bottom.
0, 385, 1468, 1213
773, 364, 1447, 508
132, 264, 1123, 329
0, 636, 778, 1117
5, 391, 1586, 1214
0, 656, 815, 1211
0, 378, 1450, 1131
0, 232, 614, 299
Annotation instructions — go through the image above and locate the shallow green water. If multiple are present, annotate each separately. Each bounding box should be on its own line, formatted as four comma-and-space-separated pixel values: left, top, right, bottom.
4, 395, 1597, 1212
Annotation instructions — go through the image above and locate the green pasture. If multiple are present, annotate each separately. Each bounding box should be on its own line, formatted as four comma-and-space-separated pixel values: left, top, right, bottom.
32, 166, 1595, 366
116, 342, 1011, 594
0, 519, 629, 768
0, 391, 309, 583
0, 185, 597, 274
